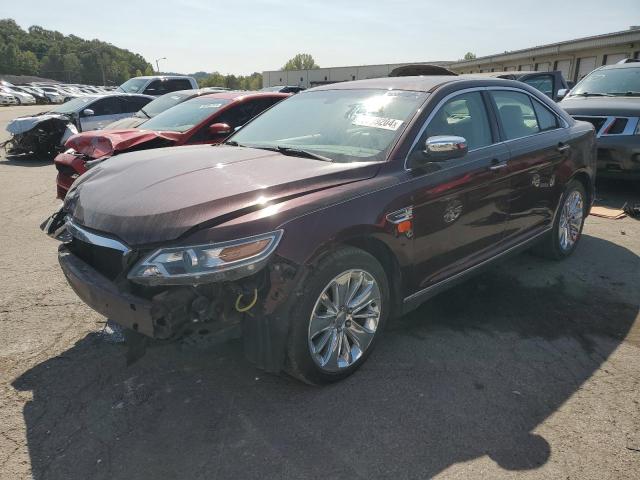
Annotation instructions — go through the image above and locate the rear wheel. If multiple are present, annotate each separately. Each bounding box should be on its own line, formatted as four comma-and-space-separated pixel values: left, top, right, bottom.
535, 180, 587, 259
286, 247, 389, 384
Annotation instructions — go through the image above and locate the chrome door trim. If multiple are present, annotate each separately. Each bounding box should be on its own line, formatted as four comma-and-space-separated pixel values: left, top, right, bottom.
403, 227, 551, 304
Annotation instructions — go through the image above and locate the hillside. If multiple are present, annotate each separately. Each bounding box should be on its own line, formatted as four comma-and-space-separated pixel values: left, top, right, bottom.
0, 19, 154, 86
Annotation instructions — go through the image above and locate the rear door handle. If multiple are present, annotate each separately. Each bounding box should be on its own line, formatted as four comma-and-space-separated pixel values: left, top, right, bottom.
557, 143, 571, 153
489, 159, 508, 171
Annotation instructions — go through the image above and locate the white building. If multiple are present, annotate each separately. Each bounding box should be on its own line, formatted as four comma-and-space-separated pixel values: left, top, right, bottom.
263, 27, 640, 88
262, 61, 451, 88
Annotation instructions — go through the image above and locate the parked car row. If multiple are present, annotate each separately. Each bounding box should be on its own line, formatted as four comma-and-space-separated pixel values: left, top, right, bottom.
0, 80, 116, 106
54, 90, 290, 197
42, 73, 597, 384
3, 93, 155, 157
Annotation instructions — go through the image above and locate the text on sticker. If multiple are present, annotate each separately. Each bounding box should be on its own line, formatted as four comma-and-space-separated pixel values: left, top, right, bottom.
352, 114, 403, 131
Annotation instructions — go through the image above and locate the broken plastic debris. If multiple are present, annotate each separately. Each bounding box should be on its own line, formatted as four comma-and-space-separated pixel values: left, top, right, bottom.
100, 320, 125, 343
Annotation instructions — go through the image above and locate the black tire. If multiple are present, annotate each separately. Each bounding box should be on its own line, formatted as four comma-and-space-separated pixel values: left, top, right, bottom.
285, 246, 390, 385
534, 180, 587, 260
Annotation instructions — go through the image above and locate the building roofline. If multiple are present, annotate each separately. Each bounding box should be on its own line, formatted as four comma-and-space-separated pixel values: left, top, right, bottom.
448, 28, 640, 68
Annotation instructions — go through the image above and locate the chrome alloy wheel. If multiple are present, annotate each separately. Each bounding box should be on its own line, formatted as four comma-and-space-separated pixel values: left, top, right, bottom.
559, 190, 584, 251
308, 269, 382, 372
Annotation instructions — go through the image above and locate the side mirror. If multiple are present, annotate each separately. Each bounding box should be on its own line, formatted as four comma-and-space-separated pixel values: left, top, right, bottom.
556, 88, 569, 100
82, 108, 94, 117
208, 122, 232, 136
423, 135, 468, 161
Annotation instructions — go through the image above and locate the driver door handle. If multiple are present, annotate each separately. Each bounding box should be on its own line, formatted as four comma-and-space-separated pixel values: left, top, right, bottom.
557, 143, 571, 153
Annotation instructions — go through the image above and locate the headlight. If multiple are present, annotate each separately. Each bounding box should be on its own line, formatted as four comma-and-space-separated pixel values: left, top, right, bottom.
127, 230, 283, 285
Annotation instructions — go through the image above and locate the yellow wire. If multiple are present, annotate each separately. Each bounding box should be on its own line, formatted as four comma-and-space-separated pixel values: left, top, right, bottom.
235, 288, 258, 313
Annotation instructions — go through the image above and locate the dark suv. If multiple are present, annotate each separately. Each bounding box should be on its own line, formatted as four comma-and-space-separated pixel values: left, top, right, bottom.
45, 76, 596, 384
560, 61, 640, 179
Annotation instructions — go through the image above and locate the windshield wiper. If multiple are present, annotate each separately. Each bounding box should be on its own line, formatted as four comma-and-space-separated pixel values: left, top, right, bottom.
275, 146, 333, 162
224, 140, 245, 147
570, 92, 614, 97
608, 91, 640, 97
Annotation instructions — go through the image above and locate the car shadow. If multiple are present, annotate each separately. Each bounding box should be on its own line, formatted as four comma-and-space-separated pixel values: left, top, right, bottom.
1, 154, 53, 167
12, 236, 638, 479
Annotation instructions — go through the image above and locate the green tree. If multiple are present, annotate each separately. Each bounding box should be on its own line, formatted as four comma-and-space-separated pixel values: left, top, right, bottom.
17, 50, 39, 75
282, 53, 319, 71
62, 53, 81, 82
0, 18, 154, 83
463, 52, 477, 60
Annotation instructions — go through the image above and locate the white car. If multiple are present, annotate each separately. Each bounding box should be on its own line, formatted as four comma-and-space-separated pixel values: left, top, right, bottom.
0, 86, 36, 105
36, 86, 66, 104
117, 75, 198, 96
0, 92, 18, 106
46, 93, 155, 131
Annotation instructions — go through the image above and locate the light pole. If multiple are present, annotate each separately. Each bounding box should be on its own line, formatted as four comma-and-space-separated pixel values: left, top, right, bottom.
155, 57, 166, 74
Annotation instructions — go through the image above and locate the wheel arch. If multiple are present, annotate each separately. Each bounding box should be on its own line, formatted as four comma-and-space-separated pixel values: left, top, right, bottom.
569, 169, 594, 208
311, 233, 406, 319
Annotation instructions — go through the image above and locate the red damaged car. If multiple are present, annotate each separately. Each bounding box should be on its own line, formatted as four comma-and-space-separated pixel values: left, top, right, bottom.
54, 91, 290, 198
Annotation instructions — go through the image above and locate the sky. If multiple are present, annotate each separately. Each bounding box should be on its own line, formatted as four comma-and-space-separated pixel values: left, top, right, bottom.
6, 0, 640, 75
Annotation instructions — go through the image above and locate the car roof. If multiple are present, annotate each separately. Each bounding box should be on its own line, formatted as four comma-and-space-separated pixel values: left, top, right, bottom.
198, 90, 291, 100
463, 71, 547, 78
308, 75, 529, 93
598, 61, 640, 71
128, 75, 194, 80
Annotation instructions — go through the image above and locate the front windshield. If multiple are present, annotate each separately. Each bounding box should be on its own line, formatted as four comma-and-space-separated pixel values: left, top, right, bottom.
51, 96, 94, 114
229, 89, 427, 162
570, 66, 640, 96
117, 78, 148, 93
140, 96, 231, 132
141, 91, 193, 117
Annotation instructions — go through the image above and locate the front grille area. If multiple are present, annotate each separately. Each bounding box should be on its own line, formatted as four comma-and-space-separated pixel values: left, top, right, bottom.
573, 116, 635, 135
607, 118, 628, 134
574, 116, 607, 133
69, 238, 125, 281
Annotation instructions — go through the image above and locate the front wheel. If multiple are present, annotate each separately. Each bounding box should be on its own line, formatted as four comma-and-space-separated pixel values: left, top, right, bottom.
286, 247, 389, 384
535, 180, 587, 260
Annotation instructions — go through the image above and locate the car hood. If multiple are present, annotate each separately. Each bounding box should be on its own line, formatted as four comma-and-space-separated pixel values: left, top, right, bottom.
560, 96, 640, 116
67, 145, 380, 245
65, 129, 181, 159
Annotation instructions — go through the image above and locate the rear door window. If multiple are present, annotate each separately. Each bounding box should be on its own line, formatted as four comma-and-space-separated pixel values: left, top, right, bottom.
490, 91, 540, 140
531, 99, 559, 131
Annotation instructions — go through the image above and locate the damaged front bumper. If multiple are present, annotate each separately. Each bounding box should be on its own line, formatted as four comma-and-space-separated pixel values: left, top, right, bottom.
59, 245, 157, 337
47, 213, 304, 372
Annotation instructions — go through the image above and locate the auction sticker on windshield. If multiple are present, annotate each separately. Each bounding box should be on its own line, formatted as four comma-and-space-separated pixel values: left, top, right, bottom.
352, 114, 403, 131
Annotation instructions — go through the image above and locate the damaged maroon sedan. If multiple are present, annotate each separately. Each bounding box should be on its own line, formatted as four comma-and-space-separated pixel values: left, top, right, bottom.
44, 76, 595, 384
54, 91, 289, 199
